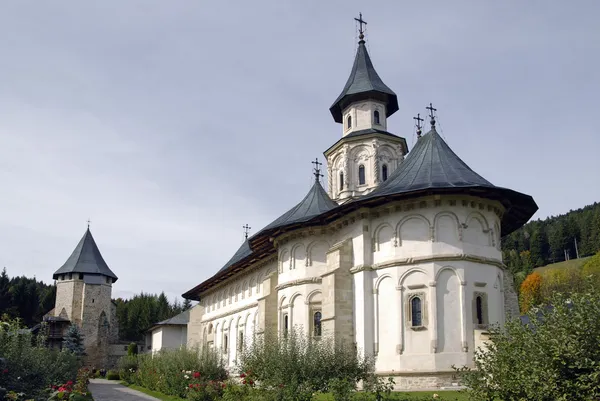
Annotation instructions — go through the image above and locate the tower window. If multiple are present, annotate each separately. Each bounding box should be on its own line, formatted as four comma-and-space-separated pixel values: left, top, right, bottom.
68, 273, 72, 280
224, 334, 228, 352
313, 311, 322, 337
476, 296, 483, 325
283, 313, 289, 337
374, 110, 380, 125
358, 165, 366, 185
411, 297, 422, 327
79, 273, 84, 280
339, 172, 344, 191
382, 164, 388, 182
347, 115, 352, 129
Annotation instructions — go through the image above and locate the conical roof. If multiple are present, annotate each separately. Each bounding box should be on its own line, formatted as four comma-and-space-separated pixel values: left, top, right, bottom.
216, 239, 253, 275
259, 180, 338, 234
364, 127, 538, 234
330, 40, 398, 123
53, 228, 118, 281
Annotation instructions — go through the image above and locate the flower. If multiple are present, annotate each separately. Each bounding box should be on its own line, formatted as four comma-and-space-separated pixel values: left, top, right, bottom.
240, 373, 246, 378
189, 384, 194, 389
433, 394, 439, 399
66, 381, 73, 386
184, 375, 190, 379
193, 371, 200, 378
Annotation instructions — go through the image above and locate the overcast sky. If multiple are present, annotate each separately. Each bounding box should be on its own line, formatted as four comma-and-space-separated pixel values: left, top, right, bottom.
1, 1, 599, 301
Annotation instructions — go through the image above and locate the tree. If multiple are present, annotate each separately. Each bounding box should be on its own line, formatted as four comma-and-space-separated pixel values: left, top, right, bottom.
63, 325, 86, 356
457, 290, 600, 401
519, 271, 542, 313
182, 298, 192, 311
0, 268, 10, 315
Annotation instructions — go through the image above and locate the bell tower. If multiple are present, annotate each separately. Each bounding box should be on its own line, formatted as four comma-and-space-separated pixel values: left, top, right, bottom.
325, 14, 408, 203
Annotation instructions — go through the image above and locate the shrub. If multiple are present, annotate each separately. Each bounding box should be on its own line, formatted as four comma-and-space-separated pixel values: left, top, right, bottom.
118, 346, 227, 398
456, 289, 600, 401
519, 271, 542, 312
0, 318, 80, 399
127, 342, 138, 356
238, 329, 373, 394
106, 370, 120, 380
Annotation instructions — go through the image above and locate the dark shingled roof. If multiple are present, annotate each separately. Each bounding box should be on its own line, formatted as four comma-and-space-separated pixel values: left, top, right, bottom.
258, 180, 338, 234
364, 127, 538, 234
53, 228, 118, 281
216, 239, 252, 275
330, 40, 398, 123
148, 309, 190, 332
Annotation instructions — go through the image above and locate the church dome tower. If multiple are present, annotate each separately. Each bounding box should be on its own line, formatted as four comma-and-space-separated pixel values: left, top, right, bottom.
325, 14, 408, 203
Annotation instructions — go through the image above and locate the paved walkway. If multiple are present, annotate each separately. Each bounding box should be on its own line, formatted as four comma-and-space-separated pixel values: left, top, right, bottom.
89, 379, 160, 401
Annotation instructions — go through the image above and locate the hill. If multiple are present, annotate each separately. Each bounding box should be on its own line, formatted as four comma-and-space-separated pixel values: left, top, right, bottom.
534, 256, 592, 273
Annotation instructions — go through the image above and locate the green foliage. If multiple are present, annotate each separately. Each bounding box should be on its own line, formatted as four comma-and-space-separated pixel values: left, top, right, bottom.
114, 292, 185, 341
128, 342, 139, 356
456, 289, 600, 401
106, 370, 120, 380
63, 325, 86, 356
503, 202, 600, 291
0, 317, 80, 399
328, 378, 355, 401
0, 268, 56, 327
238, 329, 373, 394
118, 347, 227, 398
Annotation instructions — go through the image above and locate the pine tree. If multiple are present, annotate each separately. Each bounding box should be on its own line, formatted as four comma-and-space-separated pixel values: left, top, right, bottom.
0, 268, 10, 315
182, 298, 192, 311
63, 325, 86, 356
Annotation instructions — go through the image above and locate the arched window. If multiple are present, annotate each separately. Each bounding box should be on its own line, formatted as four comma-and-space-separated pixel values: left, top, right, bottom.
476, 296, 483, 325
238, 331, 244, 351
208, 324, 213, 334
313, 311, 322, 337
374, 110, 380, 125
411, 297, 422, 327
224, 334, 228, 352
347, 115, 352, 129
358, 165, 366, 185
283, 314, 289, 337
339, 172, 344, 191
382, 164, 388, 182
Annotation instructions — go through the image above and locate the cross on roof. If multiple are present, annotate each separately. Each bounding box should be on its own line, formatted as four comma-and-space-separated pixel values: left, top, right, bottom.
413, 113, 424, 137
426, 103, 437, 127
354, 12, 367, 40
243, 224, 251, 240
87, 218, 91, 229
312, 158, 323, 182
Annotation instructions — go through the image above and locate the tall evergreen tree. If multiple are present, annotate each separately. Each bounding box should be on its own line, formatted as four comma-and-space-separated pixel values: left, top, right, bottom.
63, 325, 86, 356
0, 268, 10, 315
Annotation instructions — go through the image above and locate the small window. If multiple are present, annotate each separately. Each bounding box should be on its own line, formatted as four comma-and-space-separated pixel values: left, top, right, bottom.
313, 311, 322, 337
79, 273, 84, 280
283, 314, 289, 337
374, 110, 380, 125
68, 273, 72, 280
411, 297, 422, 327
208, 324, 213, 334
106, 277, 111, 284
92, 299, 95, 304
382, 164, 388, 182
238, 332, 244, 351
476, 296, 483, 325
339, 172, 344, 191
358, 165, 366, 185
347, 115, 352, 129
224, 334, 228, 352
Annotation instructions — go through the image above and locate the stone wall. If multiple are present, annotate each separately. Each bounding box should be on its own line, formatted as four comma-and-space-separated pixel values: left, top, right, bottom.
503, 270, 520, 319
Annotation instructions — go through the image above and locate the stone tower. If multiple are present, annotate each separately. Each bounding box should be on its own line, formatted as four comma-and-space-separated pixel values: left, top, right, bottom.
52, 227, 118, 367
325, 26, 408, 203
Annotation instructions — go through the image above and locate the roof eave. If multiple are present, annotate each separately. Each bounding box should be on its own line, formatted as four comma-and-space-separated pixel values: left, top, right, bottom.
329, 91, 399, 123
323, 130, 408, 157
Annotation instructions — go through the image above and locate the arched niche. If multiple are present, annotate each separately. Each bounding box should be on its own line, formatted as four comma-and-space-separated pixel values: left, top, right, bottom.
397, 215, 430, 246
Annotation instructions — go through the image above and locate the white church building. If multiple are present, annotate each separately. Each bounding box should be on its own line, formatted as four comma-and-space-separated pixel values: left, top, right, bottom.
183, 19, 537, 389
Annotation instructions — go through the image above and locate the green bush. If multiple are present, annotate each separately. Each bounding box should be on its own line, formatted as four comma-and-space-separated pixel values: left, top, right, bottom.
118, 346, 227, 398
0, 318, 80, 399
237, 329, 373, 394
107, 370, 121, 380
127, 342, 139, 356
456, 289, 600, 401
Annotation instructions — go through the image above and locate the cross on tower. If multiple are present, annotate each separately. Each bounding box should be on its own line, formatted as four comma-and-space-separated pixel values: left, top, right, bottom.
312, 158, 323, 182
426, 103, 437, 127
413, 113, 424, 137
87, 218, 91, 229
354, 12, 367, 40
243, 224, 251, 240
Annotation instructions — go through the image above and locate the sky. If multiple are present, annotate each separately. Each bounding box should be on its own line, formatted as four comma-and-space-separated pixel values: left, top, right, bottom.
0, 1, 599, 301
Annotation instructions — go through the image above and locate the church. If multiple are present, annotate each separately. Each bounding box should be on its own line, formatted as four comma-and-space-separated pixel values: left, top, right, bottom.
182, 17, 538, 389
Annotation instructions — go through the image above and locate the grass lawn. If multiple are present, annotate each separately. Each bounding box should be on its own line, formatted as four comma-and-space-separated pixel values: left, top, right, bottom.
122, 383, 185, 401
123, 383, 468, 401
535, 256, 591, 273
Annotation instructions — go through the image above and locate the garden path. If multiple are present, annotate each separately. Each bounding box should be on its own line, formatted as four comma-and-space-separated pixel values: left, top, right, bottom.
89, 379, 160, 401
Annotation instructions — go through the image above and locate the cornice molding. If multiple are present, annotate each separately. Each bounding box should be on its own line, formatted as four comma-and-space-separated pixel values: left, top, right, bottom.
201, 302, 258, 323
275, 277, 322, 291
350, 253, 505, 274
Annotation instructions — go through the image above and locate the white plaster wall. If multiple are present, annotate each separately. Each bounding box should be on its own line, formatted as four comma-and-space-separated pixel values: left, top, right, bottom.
342, 101, 387, 135
152, 329, 163, 353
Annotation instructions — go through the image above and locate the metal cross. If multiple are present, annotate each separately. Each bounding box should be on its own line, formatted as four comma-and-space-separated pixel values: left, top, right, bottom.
354, 13, 367, 37
87, 218, 91, 229
312, 158, 323, 182
426, 103, 437, 126
243, 224, 251, 239
413, 113, 424, 137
